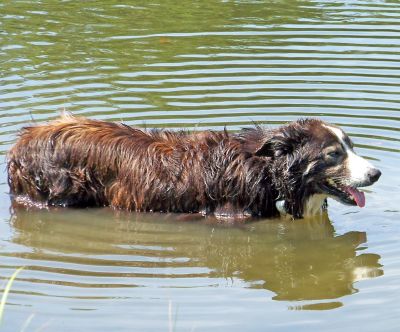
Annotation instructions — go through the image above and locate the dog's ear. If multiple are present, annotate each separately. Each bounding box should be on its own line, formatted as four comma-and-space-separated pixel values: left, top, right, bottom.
238, 122, 307, 158
244, 123, 307, 158
237, 126, 274, 157
255, 134, 295, 158
238, 127, 289, 158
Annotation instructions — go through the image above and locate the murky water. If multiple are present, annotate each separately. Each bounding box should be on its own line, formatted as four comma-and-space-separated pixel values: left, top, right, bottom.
1, 0, 400, 331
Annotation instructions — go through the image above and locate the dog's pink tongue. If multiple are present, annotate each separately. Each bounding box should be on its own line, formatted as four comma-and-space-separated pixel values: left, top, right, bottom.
345, 186, 365, 208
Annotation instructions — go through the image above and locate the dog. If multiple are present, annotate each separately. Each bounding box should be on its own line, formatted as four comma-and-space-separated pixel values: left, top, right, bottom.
7, 114, 381, 219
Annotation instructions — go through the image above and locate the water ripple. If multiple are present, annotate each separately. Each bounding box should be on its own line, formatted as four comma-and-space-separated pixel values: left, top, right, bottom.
1, 0, 400, 331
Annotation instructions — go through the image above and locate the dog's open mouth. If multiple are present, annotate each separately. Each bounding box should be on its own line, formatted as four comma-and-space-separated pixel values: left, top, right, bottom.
321, 180, 366, 207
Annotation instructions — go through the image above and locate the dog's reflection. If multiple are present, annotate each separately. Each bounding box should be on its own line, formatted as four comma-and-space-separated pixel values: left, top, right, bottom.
10, 208, 383, 306
199, 216, 383, 302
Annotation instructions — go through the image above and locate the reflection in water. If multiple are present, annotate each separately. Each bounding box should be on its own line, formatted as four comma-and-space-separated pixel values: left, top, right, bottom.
200, 217, 383, 303
0, 0, 398, 329
8, 207, 382, 309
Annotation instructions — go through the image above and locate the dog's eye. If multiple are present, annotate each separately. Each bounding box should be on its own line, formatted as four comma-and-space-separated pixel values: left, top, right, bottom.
327, 150, 341, 158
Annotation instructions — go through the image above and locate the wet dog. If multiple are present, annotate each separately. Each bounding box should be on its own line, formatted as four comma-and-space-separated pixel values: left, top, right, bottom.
7, 114, 381, 219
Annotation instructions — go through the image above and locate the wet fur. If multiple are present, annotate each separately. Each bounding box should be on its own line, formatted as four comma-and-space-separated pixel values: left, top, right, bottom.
7, 115, 342, 218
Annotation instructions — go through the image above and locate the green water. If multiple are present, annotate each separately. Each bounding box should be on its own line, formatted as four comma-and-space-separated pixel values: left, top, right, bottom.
0, 0, 399, 331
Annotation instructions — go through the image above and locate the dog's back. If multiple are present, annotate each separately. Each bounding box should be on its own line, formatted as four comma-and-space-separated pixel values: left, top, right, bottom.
7, 115, 230, 212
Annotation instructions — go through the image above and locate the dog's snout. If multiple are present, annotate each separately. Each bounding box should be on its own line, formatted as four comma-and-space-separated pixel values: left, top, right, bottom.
368, 168, 381, 183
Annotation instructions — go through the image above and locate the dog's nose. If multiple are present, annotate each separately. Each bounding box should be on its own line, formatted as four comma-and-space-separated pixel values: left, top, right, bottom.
368, 168, 382, 183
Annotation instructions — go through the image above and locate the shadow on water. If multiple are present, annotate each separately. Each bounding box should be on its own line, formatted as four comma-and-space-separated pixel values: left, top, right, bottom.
8, 207, 383, 310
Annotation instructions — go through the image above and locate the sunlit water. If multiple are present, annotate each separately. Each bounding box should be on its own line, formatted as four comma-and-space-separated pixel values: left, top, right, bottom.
0, 1, 400, 331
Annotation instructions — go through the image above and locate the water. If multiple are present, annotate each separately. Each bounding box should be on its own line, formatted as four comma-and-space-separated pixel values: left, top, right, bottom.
1, 0, 400, 331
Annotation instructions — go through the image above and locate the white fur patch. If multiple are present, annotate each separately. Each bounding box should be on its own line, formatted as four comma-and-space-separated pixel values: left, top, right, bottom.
277, 195, 327, 217
325, 125, 375, 185
304, 194, 327, 216
276, 200, 286, 215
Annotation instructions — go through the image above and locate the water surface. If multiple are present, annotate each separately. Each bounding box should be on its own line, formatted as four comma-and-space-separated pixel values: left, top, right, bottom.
1, 0, 400, 331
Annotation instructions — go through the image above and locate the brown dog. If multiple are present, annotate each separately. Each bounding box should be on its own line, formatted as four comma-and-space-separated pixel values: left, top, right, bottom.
7, 114, 381, 219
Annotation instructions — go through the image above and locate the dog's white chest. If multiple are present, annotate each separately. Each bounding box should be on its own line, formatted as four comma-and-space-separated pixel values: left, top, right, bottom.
276, 194, 327, 218
304, 194, 327, 216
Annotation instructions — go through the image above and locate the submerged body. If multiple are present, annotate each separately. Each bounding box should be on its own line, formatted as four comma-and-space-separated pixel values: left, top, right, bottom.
7, 115, 381, 219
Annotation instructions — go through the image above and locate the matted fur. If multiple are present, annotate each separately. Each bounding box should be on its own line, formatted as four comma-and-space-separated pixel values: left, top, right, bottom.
6, 115, 372, 218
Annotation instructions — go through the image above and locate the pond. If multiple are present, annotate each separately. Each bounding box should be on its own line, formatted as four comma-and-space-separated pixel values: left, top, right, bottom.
0, 0, 399, 331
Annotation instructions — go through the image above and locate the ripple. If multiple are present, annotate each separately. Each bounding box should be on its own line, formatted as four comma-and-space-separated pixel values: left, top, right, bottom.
1, 0, 400, 331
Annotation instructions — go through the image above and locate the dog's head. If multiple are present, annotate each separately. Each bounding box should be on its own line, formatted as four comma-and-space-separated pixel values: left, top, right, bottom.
240, 119, 381, 218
